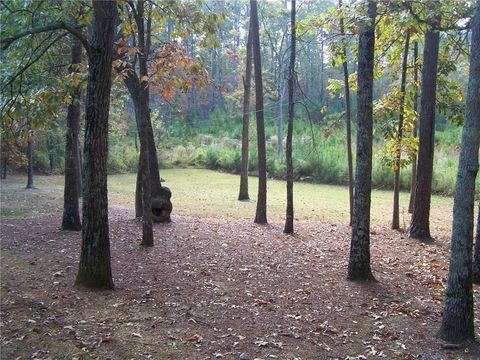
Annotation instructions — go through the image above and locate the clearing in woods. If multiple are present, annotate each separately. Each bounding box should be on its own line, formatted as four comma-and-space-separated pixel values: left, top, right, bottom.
1, 169, 479, 359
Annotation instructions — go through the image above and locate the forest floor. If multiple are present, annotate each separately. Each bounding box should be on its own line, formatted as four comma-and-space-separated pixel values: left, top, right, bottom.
1, 171, 479, 360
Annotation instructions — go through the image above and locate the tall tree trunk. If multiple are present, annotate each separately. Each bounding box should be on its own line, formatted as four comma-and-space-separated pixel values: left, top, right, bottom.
77, 136, 83, 197
136, 0, 153, 246
408, 41, 419, 214
62, 33, 83, 231
392, 33, 410, 230
238, 21, 253, 201
277, 82, 285, 158
75, 0, 117, 289
251, 0, 267, 224
473, 202, 480, 284
409, 22, 440, 240
319, 39, 325, 107
284, 0, 296, 234
26, 139, 34, 189
439, 3, 479, 340
339, 0, 354, 226
347, 0, 376, 281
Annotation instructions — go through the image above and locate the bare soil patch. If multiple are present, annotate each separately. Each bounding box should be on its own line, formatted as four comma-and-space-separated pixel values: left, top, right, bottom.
1, 207, 479, 359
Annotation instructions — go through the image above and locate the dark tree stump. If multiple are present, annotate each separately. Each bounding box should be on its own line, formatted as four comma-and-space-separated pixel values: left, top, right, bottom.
151, 186, 172, 223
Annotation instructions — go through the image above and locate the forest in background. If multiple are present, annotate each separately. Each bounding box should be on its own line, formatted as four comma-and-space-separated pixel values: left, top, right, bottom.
1, 0, 476, 196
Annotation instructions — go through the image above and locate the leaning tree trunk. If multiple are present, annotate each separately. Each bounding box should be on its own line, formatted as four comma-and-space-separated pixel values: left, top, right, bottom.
408, 41, 419, 214
75, 0, 117, 289
347, 0, 376, 281
339, 0, 354, 226
439, 4, 480, 341
284, 0, 296, 234
62, 33, 83, 231
251, 0, 267, 224
238, 20, 253, 201
409, 22, 440, 240
473, 202, 480, 284
26, 139, 34, 189
392, 33, 410, 230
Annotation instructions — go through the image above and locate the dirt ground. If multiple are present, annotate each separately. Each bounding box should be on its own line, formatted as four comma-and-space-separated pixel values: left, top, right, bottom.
1, 207, 479, 360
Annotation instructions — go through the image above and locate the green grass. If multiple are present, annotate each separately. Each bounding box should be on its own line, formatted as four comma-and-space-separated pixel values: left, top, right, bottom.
2, 169, 458, 233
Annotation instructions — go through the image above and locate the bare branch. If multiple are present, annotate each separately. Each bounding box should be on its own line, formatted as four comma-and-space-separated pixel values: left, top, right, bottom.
1, 22, 91, 57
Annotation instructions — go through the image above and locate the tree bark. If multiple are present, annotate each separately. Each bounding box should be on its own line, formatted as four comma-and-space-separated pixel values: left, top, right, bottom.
62, 33, 83, 231
75, 0, 117, 289
1, 160, 6, 179
392, 33, 410, 230
284, 0, 296, 234
408, 41, 419, 214
409, 22, 440, 240
251, 0, 267, 224
77, 136, 83, 197
135, 0, 153, 246
473, 202, 480, 284
439, 3, 480, 341
347, 0, 376, 281
339, 0, 354, 226
26, 139, 34, 189
238, 20, 253, 201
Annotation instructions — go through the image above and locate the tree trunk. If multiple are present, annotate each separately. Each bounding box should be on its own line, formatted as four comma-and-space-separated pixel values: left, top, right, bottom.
50, 152, 57, 171
339, 0, 354, 226
62, 33, 83, 231
319, 39, 325, 107
473, 202, 480, 284
250, 0, 267, 224
392, 33, 410, 230
75, 0, 117, 290
77, 136, 83, 197
408, 41, 419, 214
439, 4, 479, 341
26, 139, 34, 189
136, 0, 153, 246
1, 160, 6, 179
238, 20, 253, 201
277, 82, 285, 158
347, 0, 376, 281
409, 23, 440, 240
284, 0, 296, 234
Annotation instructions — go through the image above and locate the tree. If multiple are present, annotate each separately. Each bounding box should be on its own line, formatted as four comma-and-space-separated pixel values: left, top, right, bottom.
409, 18, 441, 240
338, 0, 354, 226
117, 0, 172, 224
408, 40, 419, 214
347, 0, 376, 281
61, 33, 83, 231
439, 2, 479, 340
250, 0, 267, 224
26, 133, 34, 189
392, 32, 410, 230
238, 20, 253, 201
75, 0, 117, 289
474, 202, 480, 284
284, 0, 296, 234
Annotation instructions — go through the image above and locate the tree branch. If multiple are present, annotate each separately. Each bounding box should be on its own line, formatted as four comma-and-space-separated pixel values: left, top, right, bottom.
1, 22, 91, 56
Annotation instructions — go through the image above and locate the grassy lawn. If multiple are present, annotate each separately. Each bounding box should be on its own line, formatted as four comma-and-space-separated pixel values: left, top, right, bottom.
1, 168, 458, 232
